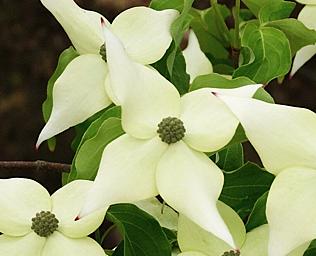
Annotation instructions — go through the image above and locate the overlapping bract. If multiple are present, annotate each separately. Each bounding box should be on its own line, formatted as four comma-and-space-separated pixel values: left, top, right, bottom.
37, 0, 179, 147
34, 2, 316, 255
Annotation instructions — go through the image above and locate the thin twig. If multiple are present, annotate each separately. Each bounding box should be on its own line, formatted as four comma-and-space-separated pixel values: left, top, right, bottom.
0, 160, 71, 173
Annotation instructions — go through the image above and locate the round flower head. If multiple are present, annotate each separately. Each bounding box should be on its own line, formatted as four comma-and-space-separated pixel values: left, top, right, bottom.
36, 0, 179, 147
78, 27, 264, 249
0, 178, 106, 256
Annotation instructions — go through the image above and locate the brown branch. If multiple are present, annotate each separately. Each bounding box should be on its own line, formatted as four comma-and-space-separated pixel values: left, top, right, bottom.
0, 161, 71, 173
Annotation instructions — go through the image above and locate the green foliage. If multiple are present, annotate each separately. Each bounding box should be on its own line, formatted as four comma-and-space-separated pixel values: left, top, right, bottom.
258, 1, 295, 23
107, 204, 172, 256
218, 143, 244, 173
245, 191, 268, 231
241, 0, 279, 17
234, 23, 291, 84
190, 5, 230, 63
42, 47, 79, 151
152, 0, 193, 94
220, 162, 275, 220
149, 0, 183, 11
265, 19, 316, 56
305, 240, 316, 256
67, 106, 123, 182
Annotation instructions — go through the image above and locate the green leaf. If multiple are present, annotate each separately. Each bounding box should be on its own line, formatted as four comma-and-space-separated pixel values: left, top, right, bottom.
189, 73, 274, 103
112, 242, 124, 256
241, 0, 279, 17
220, 162, 274, 220
150, 0, 183, 11
265, 19, 316, 56
152, 0, 193, 95
190, 73, 254, 91
201, 5, 231, 47
258, 1, 295, 24
305, 240, 316, 256
162, 228, 178, 247
42, 46, 79, 151
218, 143, 244, 173
245, 191, 268, 231
107, 204, 172, 256
153, 45, 190, 94
234, 23, 291, 84
67, 106, 122, 182
190, 8, 230, 60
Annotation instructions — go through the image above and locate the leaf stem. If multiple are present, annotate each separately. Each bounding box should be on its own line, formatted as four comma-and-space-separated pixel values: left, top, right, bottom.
232, 0, 241, 68
233, 0, 241, 50
210, 0, 230, 44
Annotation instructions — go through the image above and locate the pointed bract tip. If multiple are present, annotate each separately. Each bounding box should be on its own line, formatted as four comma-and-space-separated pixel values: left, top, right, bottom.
212, 91, 218, 96
75, 216, 80, 221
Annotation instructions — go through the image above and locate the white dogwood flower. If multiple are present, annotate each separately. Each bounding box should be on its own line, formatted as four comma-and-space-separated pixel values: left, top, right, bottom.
183, 30, 213, 83
78, 27, 264, 248
291, 0, 316, 77
36, 0, 178, 147
217, 94, 316, 255
177, 201, 309, 256
0, 178, 106, 256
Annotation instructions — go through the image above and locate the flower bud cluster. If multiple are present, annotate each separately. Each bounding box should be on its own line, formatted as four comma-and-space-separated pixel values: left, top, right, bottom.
31, 211, 59, 237
157, 117, 186, 144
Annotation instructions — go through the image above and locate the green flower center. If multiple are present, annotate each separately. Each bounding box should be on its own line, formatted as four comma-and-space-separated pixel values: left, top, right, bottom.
99, 44, 107, 61
157, 117, 186, 144
222, 250, 240, 256
31, 211, 59, 237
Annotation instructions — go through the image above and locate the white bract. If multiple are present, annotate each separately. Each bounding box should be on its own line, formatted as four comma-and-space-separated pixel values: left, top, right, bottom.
177, 201, 309, 256
36, 0, 179, 147
183, 30, 213, 83
78, 27, 266, 248
291, 1, 316, 77
0, 178, 106, 256
218, 95, 316, 255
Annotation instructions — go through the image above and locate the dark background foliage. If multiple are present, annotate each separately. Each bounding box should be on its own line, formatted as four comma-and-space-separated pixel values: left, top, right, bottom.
0, 0, 315, 190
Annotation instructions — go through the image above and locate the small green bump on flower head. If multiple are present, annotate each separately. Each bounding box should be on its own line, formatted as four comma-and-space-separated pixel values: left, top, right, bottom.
99, 43, 107, 61
222, 250, 240, 256
31, 211, 59, 237
157, 117, 186, 144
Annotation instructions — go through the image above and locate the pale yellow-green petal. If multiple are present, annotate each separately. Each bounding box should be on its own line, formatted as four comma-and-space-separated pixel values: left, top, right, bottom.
291, 5, 316, 77
218, 96, 316, 175
0, 233, 45, 256
51, 180, 106, 238
0, 178, 51, 236
211, 84, 262, 98
36, 54, 111, 147
266, 168, 316, 256
178, 201, 245, 255
133, 198, 178, 230
79, 134, 167, 217
291, 44, 316, 77
156, 141, 235, 248
40, 0, 109, 54
183, 30, 213, 83
180, 88, 239, 153
295, 0, 316, 4
42, 232, 105, 256
178, 252, 207, 256
112, 6, 178, 64
241, 225, 269, 256
103, 27, 181, 138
